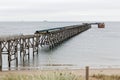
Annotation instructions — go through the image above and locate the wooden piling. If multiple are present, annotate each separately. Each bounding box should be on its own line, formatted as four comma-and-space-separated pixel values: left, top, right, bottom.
15, 42, 18, 67
0, 42, 2, 71
22, 38, 25, 65
33, 37, 35, 57
36, 36, 39, 54
28, 38, 30, 60
8, 41, 11, 70
20, 38, 22, 57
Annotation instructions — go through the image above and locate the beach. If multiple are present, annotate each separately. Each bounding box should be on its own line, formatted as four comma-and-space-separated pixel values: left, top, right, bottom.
0, 68, 120, 80
1, 68, 120, 75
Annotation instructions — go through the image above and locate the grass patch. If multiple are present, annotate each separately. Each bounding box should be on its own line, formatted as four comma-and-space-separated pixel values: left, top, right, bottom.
92, 74, 120, 80
1, 72, 82, 80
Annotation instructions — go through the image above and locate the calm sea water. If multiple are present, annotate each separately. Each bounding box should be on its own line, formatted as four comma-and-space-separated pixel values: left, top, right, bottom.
0, 21, 120, 70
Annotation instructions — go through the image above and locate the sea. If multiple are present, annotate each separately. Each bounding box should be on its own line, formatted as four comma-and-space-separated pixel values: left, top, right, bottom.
0, 21, 120, 70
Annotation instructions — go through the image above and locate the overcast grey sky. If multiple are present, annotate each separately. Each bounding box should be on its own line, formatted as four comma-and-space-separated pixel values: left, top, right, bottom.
0, 0, 120, 21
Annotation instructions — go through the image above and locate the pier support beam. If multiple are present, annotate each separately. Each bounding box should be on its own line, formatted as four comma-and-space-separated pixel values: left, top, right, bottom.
33, 37, 35, 57
27, 38, 30, 60
15, 43, 18, 67
0, 42, 2, 71
8, 41, 11, 70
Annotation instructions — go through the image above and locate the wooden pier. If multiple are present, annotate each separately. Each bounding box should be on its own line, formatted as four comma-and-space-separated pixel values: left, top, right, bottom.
0, 23, 103, 71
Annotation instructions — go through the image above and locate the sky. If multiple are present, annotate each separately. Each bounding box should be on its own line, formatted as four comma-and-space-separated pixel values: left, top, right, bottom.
0, 0, 120, 21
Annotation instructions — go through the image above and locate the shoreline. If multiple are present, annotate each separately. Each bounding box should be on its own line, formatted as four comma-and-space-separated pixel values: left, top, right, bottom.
0, 68, 120, 76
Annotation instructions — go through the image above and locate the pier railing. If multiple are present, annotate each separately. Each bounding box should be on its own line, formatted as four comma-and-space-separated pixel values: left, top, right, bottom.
0, 24, 91, 71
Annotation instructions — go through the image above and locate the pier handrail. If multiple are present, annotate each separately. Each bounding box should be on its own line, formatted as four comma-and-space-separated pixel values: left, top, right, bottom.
35, 24, 86, 34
